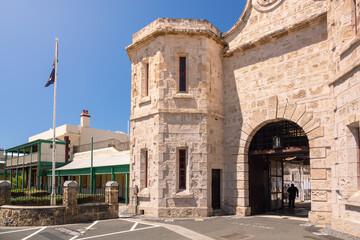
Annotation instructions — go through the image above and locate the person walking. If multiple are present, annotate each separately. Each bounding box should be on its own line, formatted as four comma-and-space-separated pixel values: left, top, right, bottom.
287, 184, 299, 208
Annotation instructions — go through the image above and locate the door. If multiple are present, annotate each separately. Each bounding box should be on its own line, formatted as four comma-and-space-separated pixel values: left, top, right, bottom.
269, 158, 283, 211
249, 155, 269, 214
212, 169, 221, 209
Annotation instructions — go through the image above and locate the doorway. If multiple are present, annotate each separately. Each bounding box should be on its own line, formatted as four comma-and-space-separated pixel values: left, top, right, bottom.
248, 120, 310, 215
212, 169, 221, 209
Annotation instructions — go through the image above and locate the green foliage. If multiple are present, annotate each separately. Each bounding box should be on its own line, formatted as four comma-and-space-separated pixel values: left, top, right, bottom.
11, 172, 26, 188
77, 194, 105, 204
11, 195, 63, 206
10, 188, 105, 206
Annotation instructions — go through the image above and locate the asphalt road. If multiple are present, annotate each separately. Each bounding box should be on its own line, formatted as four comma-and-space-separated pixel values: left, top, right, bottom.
0, 215, 356, 240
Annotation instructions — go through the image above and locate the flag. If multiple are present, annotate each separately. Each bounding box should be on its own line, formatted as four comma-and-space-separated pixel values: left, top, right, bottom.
44, 65, 55, 87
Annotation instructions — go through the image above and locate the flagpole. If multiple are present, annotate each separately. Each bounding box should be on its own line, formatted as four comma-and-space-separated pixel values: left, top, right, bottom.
50, 38, 59, 206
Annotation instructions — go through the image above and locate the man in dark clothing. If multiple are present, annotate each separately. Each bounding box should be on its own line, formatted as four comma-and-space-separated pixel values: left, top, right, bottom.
287, 184, 299, 208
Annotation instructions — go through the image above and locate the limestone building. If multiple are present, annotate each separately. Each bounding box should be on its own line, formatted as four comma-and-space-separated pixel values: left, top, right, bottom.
126, 0, 360, 236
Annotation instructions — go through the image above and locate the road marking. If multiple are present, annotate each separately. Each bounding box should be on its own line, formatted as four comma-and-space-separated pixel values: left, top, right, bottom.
130, 222, 138, 231
0, 227, 42, 235
76, 225, 159, 240
122, 219, 214, 240
21, 227, 46, 240
69, 221, 99, 240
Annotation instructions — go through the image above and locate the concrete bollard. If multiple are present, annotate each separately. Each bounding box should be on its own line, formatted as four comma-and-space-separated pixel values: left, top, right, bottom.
0, 181, 11, 205
105, 181, 119, 204
63, 181, 78, 207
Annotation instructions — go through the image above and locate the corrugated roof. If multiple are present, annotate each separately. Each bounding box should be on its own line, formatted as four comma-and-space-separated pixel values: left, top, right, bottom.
56, 147, 129, 171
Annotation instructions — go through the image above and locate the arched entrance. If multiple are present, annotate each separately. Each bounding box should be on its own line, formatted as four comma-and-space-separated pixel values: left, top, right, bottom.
248, 120, 310, 215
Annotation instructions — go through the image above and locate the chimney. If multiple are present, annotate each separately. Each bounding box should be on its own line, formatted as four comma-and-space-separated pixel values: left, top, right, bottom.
80, 110, 90, 128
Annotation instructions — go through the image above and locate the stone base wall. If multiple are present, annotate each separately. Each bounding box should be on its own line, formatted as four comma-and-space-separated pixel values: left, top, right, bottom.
157, 207, 209, 218
332, 218, 360, 238
0, 203, 119, 227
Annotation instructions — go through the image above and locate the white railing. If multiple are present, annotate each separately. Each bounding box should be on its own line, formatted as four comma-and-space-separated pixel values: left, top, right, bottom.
6, 153, 39, 166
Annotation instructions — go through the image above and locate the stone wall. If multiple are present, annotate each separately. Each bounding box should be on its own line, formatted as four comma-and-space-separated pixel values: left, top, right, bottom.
327, 0, 360, 236
128, 19, 224, 217
0, 180, 119, 226
126, 0, 360, 237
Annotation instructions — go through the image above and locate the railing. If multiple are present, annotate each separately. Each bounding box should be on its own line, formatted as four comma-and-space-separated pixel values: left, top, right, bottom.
6, 153, 39, 167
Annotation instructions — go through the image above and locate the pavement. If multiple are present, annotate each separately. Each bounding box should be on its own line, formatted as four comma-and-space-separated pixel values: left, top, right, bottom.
1, 214, 359, 240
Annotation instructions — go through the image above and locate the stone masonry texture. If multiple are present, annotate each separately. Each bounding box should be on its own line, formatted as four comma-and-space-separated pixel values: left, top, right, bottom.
126, 0, 360, 237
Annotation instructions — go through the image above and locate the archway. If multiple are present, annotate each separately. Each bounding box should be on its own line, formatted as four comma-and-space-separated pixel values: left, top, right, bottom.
248, 120, 310, 215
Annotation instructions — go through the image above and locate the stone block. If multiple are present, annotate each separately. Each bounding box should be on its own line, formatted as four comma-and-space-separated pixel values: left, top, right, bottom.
298, 111, 313, 128
310, 147, 326, 158
308, 126, 325, 140
311, 201, 332, 212
311, 169, 327, 179
308, 210, 332, 223
291, 105, 306, 123
236, 206, 251, 216
311, 190, 328, 201
284, 104, 296, 119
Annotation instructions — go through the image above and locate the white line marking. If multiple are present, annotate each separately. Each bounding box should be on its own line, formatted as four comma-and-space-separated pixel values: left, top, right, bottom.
0, 227, 42, 235
69, 221, 99, 240
21, 227, 46, 240
85, 221, 99, 231
130, 222, 138, 231
76, 225, 159, 240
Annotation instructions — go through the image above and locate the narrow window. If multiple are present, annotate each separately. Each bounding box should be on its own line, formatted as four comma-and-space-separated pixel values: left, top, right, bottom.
179, 149, 186, 189
145, 63, 149, 96
179, 57, 186, 92
141, 149, 149, 188
145, 149, 148, 188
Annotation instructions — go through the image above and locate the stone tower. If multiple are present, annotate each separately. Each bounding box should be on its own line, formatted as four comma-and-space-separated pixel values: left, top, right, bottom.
126, 18, 225, 217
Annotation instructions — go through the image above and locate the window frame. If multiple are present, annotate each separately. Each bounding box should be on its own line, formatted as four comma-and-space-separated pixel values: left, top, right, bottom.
179, 56, 187, 92
141, 149, 149, 189
145, 63, 149, 97
178, 148, 187, 190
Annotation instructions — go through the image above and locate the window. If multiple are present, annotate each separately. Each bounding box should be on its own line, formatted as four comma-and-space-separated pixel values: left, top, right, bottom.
179, 149, 186, 189
145, 149, 148, 188
145, 63, 149, 96
179, 57, 186, 92
141, 62, 149, 98
141, 149, 149, 188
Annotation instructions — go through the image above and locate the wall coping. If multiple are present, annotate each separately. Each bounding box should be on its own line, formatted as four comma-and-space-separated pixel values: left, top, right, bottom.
0, 205, 66, 210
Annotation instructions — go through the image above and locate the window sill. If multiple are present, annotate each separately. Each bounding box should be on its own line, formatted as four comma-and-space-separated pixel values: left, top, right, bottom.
172, 190, 193, 199
137, 188, 150, 198
174, 92, 192, 99
139, 96, 151, 104
340, 34, 360, 57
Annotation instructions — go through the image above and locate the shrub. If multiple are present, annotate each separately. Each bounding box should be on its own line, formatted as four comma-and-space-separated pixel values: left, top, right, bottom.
77, 194, 105, 204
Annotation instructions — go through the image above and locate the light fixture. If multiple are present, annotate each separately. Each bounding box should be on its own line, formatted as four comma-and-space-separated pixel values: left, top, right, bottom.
273, 136, 281, 149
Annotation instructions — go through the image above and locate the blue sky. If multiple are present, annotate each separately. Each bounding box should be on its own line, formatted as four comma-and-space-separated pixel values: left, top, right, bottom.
0, 0, 246, 149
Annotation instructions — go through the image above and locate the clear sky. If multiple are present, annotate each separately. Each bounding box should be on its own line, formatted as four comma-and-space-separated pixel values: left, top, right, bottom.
0, 0, 246, 149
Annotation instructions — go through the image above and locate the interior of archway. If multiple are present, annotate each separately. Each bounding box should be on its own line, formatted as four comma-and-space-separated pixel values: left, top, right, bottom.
248, 120, 310, 217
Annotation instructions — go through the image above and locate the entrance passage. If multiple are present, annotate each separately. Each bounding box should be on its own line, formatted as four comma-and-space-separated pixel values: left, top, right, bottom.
212, 169, 221, 209
248, 120, 310, 215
